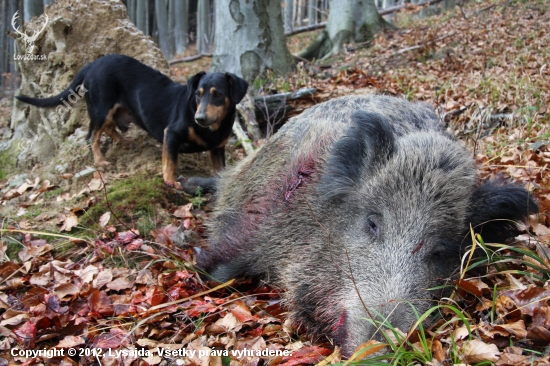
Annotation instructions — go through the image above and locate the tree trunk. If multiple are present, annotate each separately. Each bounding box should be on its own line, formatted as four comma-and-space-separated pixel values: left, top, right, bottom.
284, 0, 293, 33
24, 0, 43, 21
155, 0, 174, 58
308, 0, 317, 25
298, 0, 394, 60
196, 0, 209, 54
136, 0, 147, 33
173, 0, 187, 54
210, 0, 294, 83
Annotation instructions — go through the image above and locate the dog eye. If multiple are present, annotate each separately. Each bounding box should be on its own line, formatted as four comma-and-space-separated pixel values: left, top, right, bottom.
195, 90, 201, 97
212, 90, 221, 98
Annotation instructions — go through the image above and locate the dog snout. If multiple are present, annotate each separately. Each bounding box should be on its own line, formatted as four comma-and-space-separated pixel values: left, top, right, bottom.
195, 113, 206, 124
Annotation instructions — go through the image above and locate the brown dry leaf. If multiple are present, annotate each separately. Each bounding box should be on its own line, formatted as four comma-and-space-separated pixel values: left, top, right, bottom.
106, 277, 133, 291
19, 243, 53, 262
54, 283, 80, 300
2, 189, 21, 201
493, 319, 528, 339
230, 301, 258, 323
382, 327, 407, 346
173, 203, 194, 219
460, 339, 500, 364
456, 278, 491, 297
215, 312, 243, 333
60, 212, 79, 232
99, 211, 111, 228
88, 178, 104, 191
55, 335, 86, 348
76, 265, 99, 283
349, 340, 387, 361
495, 352, 528, 366
16, 181, 34, 194
187, 338, 212, 366
93, 269, 113, 289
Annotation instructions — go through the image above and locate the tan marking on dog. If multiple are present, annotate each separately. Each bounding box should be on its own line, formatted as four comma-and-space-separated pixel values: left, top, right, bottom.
91, 104, 126, 166
209, 148, 225, 172
210, 87, 216, 95
103, 103, 132, 148
162, 128, 181, 190
188, 127, 207, 147
206, 97, 231, 131
198, 87, 204, 96
216, 136, 230, 148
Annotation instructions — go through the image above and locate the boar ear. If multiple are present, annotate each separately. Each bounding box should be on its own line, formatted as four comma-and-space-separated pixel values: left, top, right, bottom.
187, 71, 206, 101
319, 111, 395, 199
467, 179, 538, 243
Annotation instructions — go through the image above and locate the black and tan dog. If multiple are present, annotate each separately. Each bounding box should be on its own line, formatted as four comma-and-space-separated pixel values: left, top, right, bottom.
16, 54, 248, 190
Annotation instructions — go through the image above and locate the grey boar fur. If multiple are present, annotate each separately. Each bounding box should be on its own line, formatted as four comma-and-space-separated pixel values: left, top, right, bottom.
197, 95, 537, 356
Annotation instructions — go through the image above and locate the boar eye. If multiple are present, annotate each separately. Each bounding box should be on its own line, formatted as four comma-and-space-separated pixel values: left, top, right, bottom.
365, 217, 380, 238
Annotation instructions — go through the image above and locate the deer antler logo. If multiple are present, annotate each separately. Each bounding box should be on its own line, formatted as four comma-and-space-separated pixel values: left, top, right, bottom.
11, 11, 49, 56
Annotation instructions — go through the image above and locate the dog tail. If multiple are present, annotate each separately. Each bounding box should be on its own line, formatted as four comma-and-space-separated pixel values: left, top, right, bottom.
16, 63, 91, 107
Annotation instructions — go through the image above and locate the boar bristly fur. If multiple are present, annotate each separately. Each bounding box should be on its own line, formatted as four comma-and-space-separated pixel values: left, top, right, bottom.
197, 95, 537, 356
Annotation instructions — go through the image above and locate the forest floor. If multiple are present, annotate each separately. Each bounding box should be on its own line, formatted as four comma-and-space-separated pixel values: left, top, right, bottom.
0, 0, 549, 365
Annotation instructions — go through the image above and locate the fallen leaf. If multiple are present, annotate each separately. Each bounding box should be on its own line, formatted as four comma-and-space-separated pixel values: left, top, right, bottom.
99, 211, 111, 228
460, 339, 500, 364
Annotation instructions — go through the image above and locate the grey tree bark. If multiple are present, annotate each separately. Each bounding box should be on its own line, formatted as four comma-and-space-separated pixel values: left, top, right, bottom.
196, 0, 210, 54
308, 0, 317, 25
284, 0, 293, 32
136, 0, 147, 34
173, 0, 188, 54
299, 0, 394, 60
155, 0, 174, 58
210, 0, 294, 83
24, 0, 43, 21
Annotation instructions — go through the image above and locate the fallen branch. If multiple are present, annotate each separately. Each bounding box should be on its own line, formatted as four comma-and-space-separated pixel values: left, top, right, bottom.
168, 53, 212, 65
232, 116, 255, 155
285, 22, 326, 37
379, 0, 446, 15
254, 87, 317, 105
392, 32, 456, 56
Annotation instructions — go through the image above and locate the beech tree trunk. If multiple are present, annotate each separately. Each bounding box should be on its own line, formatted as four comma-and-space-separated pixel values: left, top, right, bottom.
24, 0, 43, 21
210, 0, 294, 83
299, 0, 393, 60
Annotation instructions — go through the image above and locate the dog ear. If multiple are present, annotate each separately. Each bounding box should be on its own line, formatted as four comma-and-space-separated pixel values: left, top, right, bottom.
187, 71, 206, 101
225, 73, 249, 104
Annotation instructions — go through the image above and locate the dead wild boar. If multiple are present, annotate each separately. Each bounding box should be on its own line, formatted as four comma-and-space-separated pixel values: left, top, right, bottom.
196, 95, 537, 356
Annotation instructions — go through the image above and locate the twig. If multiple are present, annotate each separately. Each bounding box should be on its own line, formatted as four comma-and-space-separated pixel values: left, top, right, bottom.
168, 53, 212, 66
285, 22, 326, 37
379, 0, 445, 15
232, 115, 255, 155
391, 32, 456, 56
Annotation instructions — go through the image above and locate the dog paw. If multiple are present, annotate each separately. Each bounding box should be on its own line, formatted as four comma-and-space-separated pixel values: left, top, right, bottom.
97, 160, 111, 167
164, 180, 183, 191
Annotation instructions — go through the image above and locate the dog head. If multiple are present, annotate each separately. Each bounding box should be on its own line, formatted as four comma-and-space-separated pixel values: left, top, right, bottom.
188, 72, 248, 130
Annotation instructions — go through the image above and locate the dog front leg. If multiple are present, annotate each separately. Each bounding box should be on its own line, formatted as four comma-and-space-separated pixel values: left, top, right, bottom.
209, 146, 226, 172
162, 128, 182, 190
